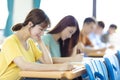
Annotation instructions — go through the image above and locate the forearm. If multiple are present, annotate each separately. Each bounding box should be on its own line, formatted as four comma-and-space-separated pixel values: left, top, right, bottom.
52, 57, 72, 64
84, 47, 106, 54
14, 56, 71, 71
38, 40, 53, 64
84, 47, 97, 53
21, 62, 64, 71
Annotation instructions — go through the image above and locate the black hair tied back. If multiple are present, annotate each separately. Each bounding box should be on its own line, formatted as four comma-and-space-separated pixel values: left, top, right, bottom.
12, 23, 23, 31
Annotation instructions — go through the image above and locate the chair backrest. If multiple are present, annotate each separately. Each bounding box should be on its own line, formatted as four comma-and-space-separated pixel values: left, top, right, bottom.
116, 50, 120, 64
85, 59, 108, 80
104, 54, 120, 80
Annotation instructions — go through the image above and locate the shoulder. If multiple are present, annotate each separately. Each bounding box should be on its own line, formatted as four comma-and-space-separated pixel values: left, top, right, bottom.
42, 34, 52, 38
101, 32, 109, 38
3, 35, 17, 45
42, 33, 53, 41
1, 34, 20, 50
28, 38, 36, 45
89, 32, 95, 38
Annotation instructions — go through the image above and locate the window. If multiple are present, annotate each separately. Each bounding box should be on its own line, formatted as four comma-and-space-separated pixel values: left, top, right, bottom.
97, 0, 120, 32
40, 0, 93, 30
0, 0, 8, 29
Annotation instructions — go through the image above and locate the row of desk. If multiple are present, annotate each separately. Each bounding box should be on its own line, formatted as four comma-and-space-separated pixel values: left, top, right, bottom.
19, 52, 105, 80
19, 63, 86, 80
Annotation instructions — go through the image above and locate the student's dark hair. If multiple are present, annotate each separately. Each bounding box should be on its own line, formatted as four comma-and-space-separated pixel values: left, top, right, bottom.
109, 24, 117, 29
12, 8, 50, 31
83, 17, 96, 24
49, 15, 80, 57
98, 21, 105, 29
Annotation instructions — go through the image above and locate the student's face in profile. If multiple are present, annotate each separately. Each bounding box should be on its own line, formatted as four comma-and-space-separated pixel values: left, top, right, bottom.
30, 22, 47, 39
60, 26, 77, 41
108, 28, 116, 34
95, 26, 104, 35
84, 22, 96, 35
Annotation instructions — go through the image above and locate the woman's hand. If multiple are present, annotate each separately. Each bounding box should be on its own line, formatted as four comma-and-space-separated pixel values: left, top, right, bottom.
72, 54, 83, 62
72, 42, 84, 56
34, 34, 42, 43
58, 63, 74, 71
76, 42, 85, 53
107, 44, 114, 49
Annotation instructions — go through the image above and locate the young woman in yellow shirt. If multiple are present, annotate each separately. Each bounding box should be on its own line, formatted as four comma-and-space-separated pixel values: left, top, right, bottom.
0, 9, 73, 80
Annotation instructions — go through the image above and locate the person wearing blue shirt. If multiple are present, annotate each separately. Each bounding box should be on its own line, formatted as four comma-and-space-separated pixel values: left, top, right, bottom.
89, 21, 106, 49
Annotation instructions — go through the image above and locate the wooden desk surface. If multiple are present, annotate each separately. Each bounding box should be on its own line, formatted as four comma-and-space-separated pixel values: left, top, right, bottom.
87, 51, 105, 57
87, 49, 117, 57
19, 64, 86, 79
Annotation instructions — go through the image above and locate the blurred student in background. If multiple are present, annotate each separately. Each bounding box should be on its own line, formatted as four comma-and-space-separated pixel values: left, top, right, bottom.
101, 24, 119, 50
101, 24, 117, 43
77, 17, 110, 56
0, 9, 73, 80
89, 21, 106, 49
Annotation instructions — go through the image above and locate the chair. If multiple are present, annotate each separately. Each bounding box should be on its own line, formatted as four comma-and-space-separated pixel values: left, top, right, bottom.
104, 54, 120, 80
85, 59, 108, 80
116, 50, 120, 63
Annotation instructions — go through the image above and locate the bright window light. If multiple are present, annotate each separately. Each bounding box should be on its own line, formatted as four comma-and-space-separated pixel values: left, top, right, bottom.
97, 0, 120, 32
0, 0, 8, 29
40, 0, 93, 30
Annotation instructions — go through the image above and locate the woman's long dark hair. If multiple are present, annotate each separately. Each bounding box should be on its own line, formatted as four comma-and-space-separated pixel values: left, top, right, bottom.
49, 15, 80, 57
12, 8, 50, 31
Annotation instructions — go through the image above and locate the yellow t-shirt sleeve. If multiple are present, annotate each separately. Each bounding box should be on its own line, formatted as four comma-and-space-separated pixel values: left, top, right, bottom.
28, 39, 42, 61
1, 38, 23, 65
0, 53, 8, 76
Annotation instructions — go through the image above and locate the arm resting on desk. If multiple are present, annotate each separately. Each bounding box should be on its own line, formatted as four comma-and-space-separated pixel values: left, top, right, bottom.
52, 54, 83, 64
14, 56, 73, 71
84, 47, 106, 54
